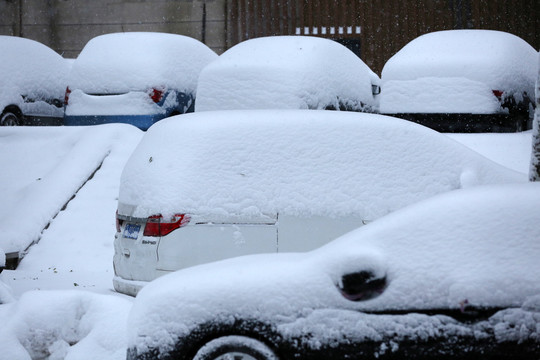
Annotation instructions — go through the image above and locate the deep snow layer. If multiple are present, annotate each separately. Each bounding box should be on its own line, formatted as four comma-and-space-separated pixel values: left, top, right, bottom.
68, 32, 217, 94
0, 122, 535, 359
0, 36, 69, 111
119, 110, 524, 220
380, 30, 537, 114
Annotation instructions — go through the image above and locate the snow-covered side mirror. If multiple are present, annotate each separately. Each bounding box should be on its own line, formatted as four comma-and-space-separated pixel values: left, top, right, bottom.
338, 270, 387, 302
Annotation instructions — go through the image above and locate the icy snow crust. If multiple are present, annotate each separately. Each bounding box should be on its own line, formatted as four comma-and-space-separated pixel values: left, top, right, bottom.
129, 183, 540, 355
380, 30, 537, 114
0, 36, 69, 111
68, 32, 217, 94
119, 110, 524, 220
196, 36, 379, 112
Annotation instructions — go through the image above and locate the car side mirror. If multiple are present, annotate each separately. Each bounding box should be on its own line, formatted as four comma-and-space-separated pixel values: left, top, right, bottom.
338, 270, 387, 301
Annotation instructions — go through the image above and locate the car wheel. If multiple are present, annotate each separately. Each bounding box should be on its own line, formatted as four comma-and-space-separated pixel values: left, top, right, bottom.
193, 335, 278, 360
1, 111, 22, 126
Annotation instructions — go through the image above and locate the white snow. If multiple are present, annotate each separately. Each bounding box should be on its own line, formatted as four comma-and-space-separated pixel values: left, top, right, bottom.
448, 130, 534, 173
0, 113, 535, 358
0, 36, 69, 111
119, 110, 524, 220
195, 36, 379, 112
380, 30, 537, 114
67, 32, 217, 94
0, 125, 142, 255
0, 291, 131, 360
0, 124, 142, 359
128, 182, 540, 354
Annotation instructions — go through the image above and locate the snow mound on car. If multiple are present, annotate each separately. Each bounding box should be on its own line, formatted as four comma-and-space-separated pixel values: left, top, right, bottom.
68, 32, 217, 94
128, 183, 540, 355
380, 30, 537, 114
119, 110, 524, 220
0, 36, 69, 110
196, 36, 379, 112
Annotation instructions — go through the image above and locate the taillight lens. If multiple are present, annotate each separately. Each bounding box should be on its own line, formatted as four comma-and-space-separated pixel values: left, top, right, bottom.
64, 86, 71, 105
149, 88, 164, 103
115, 210, 123, 233
143, 214, 190, 237
492, 90, 503, 100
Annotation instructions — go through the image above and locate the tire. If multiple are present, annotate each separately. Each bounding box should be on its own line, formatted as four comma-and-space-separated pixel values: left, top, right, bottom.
1, 111, 22, 126
193, 336, 278, 360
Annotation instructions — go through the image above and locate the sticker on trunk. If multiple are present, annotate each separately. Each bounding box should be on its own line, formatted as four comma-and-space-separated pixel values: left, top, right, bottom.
123, 223, 141, 240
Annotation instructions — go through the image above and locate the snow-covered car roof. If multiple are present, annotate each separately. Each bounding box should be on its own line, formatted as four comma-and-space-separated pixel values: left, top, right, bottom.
67, 32, 217, 94
195, 36, 379, 112
128, 182, 540, 355
382, 30, 536, 92
0, 36, 69, 109
119, 110, 523, 220
380, 30, 537, 114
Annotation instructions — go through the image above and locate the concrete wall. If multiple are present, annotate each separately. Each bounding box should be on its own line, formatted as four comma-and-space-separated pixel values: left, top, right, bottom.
0, 0, 227, 58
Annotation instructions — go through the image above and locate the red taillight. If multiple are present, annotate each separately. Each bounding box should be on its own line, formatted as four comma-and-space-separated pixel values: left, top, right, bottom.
492, 90, 503, 100
64, 86, 71, 105
115, 210, 122, 233
143, 214, 190, 237
149, 88, 164, 103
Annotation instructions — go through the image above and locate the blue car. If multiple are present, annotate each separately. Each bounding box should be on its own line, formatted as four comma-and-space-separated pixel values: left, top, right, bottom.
64, 32, 217, 130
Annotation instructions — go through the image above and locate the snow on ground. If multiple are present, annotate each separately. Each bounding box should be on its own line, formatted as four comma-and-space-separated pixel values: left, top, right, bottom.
0, 124, 142, 295
0, 118, 535, 359
0, 124, 142, 359
448, 130, 533, 173
0, 125, 142, 256
0, 291, 132, 360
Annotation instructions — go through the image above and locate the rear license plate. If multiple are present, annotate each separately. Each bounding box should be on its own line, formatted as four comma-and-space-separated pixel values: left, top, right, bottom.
123, 223, 141, 240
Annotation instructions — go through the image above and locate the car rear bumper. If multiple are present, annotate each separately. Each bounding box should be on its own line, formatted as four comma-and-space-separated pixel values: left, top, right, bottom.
384, 112, 528, 133
113, 275, 149, 297
64, 114, 167, 130
23, 115, 64, 126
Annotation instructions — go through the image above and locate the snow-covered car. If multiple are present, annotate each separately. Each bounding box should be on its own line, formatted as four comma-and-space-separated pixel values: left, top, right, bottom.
113, 110, 524, 296
380, 30, 537, 132
127, 182, 540, 360
0, 36, 69, 126
64, 32, 217, 130
195, 36, 381, 112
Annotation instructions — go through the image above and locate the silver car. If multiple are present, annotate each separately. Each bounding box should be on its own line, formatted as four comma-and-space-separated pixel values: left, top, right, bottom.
113, 110, 523, 296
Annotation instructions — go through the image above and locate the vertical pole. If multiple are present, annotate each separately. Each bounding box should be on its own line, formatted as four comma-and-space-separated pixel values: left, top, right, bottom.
202, 0, 207, 44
